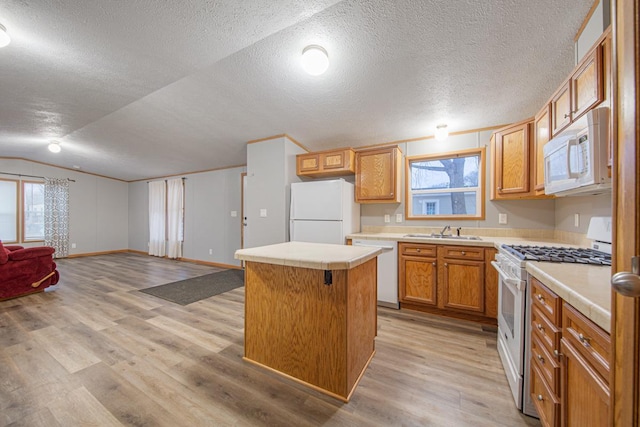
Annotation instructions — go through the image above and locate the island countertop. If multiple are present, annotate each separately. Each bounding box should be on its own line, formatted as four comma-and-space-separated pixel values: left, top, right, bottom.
234, 241, 382, 270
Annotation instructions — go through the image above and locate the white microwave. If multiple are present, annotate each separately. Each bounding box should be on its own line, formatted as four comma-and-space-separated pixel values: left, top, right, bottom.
543, 107, 611, 197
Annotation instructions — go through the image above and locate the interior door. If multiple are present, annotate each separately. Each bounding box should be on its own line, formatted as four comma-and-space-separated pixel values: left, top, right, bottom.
612, 1, 640, 425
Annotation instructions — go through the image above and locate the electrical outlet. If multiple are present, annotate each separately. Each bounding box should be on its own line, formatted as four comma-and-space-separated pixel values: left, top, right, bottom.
498, 213, 508, 225
574, 213, 580, 228
71, 243, 77, 249
396, 213, 403, 223
209, 249, 213, 255
384, 214, 390, 223
230, 211, 237, 217
260, 209, 267, 217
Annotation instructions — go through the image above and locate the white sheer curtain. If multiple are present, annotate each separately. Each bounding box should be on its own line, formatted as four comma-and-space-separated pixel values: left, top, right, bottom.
148, 181, 166, 257
166, 178, 184, 259
44, 178, 70, 258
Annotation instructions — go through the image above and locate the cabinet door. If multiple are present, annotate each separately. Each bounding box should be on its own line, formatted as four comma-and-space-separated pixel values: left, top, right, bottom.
495, 122, 531, 195
561, 338, 610, 427
440, 259, 484, 313
572, 46, 603, 121
551, 81, 572, 136
297, 153, 320, 174
399, 256, 437, 306
355, 146, 401, 203
534, 104, 551, 192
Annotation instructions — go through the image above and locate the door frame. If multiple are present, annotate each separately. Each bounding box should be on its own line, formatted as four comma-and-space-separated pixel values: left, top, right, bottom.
612, 0, 640, 424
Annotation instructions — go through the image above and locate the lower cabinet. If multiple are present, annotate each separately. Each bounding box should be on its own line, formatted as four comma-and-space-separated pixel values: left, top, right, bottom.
398, 243, 495, 322
529, 277, 611, 427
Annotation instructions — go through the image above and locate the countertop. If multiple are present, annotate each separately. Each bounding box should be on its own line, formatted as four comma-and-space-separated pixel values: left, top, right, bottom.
234, 241, 382, 270
348, 231, 612, 333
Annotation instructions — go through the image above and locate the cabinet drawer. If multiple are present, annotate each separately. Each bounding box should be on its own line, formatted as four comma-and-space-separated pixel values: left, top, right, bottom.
400, 243, 437, 257
440, 245, 484, 261
531, 363, 560, 427
531, 304, 562, 362
531, 333, 561, 396
531, 278, 562, 325
562, 303, 611, 384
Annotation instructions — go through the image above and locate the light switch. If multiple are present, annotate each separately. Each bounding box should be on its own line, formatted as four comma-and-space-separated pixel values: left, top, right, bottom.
231, 211, 237, 217
260, 209, 267, 217
498, 213, 508, 225
71, 243, 77, 249
384, 214, 390, 223
396, 213, 403, 223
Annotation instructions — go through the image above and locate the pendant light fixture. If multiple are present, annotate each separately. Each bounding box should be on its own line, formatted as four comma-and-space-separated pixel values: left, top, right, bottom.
0, 23, 10, 48
435, 124, 449, 141
48, 141, 62, 153
301, 45, 329, 76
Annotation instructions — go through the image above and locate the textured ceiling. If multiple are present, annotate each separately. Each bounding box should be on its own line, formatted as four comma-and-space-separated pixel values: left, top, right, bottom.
0, 0, 595, 181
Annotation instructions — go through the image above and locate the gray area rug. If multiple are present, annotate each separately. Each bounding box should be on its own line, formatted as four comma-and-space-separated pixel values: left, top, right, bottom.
140, 269, 244, 305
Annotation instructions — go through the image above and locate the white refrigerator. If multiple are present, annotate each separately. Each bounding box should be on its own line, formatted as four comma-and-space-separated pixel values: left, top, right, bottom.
289, 179, 360, 244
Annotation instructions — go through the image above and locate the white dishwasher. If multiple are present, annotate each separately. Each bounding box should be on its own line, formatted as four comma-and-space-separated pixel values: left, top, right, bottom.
352, 239, 398, 309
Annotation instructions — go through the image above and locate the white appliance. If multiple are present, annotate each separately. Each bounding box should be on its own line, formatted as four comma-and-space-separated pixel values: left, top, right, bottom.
352, 239, 398, 309
289, 179, 360, 244
544, 107, 610, 197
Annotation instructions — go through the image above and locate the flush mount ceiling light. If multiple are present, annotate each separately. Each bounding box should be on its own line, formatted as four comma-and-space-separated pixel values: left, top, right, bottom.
435, 124, 449, 141
301, 45, 329, 76
0, 23, 10, 48
48, 141, 61, 153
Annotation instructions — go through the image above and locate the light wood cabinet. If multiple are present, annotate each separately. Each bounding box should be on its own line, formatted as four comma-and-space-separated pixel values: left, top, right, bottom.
355, 146, 401, 203
398, 243, 495, 323
529, 277, 611, 427
490, 119, 550, 200
534, 104, 551, 194
297, 148, 355, 178
550, 45, 604, 137
561, 303, 611, 427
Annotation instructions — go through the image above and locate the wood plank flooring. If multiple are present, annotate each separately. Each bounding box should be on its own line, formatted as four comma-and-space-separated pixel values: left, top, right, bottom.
0, 253, 540, 426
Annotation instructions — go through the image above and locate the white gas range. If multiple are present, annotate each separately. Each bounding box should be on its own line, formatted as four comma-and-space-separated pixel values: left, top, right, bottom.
492, 217, 612, 418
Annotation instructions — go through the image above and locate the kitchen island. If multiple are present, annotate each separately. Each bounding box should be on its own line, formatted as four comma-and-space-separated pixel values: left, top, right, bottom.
234, 241, 381, 402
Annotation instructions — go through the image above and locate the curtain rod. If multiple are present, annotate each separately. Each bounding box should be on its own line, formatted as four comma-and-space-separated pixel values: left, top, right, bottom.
0, 171, 76, 182
147, 177, 188, 183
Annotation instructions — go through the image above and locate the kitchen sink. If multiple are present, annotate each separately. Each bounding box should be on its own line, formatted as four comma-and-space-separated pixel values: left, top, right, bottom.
403, 233, 482, 241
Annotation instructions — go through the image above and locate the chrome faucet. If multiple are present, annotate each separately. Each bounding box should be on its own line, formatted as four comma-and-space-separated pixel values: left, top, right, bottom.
440, 225, 451, 237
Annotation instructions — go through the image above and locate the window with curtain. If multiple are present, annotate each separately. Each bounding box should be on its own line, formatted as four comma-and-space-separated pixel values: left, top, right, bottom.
0, 179, 18, 243
149, 178, 184, 259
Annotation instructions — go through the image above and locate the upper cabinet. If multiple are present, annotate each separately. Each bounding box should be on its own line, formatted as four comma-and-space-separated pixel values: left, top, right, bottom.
355, 146, 402, 203
534, 104, 551, 194
296, 148, 355, 178
491, 119, 550, 200
551, 42, 604, 137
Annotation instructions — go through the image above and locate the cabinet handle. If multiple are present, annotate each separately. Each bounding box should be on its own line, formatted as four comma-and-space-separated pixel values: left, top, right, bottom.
444, 263, 448, 267
578, 333, 591, 345
416, 249, 421, 253
432, 262, 436, 266
554, 349, 560, 358
537, 323, 544, 332
461, 251, 466, 256
497, 186, 502, 190
537, 394, 544, 402
564, 113, 570, 119
536, 294, 545, 303
537, 354, 545, 364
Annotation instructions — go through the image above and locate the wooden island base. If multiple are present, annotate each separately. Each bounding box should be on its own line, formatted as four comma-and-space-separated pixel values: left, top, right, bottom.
243, 256, 378, 402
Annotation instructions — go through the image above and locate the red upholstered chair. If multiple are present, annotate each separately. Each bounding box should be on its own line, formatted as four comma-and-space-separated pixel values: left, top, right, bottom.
0, 240, 60, 300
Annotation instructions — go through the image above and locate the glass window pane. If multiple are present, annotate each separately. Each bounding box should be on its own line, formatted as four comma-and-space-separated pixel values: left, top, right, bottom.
0, 180, 18, 242
412, 191, 477, 216
23, 182, 45, 241
410, 154, 480, 190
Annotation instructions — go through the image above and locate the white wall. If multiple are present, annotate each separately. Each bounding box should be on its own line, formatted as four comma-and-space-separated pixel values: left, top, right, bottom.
0, 159, 128, 254
245, 136, 306, 248
554, 193, 612, 234
127, 166, 245, 267
361, 131, 557, 230
576, 0, 610, 63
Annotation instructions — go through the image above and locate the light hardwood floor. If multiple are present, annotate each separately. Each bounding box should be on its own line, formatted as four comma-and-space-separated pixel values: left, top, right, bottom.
0, 253, 540, 427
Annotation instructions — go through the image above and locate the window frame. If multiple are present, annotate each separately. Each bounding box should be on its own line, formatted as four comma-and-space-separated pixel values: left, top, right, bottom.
405, 147, 486, 220
21, 180, 45, 243
0, 178, 19, 243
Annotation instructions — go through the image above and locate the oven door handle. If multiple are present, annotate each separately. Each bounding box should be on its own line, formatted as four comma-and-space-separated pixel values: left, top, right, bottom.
491, 261, 526, 292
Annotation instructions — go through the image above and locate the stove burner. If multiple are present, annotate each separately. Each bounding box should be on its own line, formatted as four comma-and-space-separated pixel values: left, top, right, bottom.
501, 244, 611, 266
